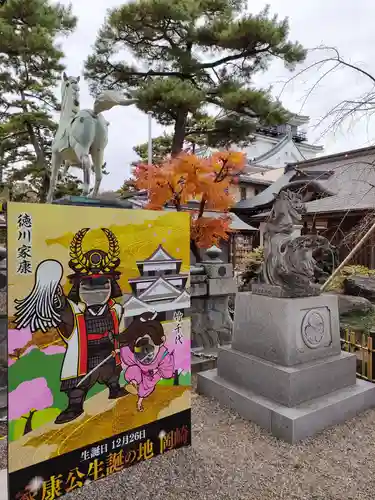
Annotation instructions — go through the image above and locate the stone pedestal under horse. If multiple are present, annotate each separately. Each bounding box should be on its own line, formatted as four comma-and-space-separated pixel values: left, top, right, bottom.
47, 72, 136, 203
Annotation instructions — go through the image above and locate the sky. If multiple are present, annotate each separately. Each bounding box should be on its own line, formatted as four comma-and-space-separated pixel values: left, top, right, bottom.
58, 0, 375, 190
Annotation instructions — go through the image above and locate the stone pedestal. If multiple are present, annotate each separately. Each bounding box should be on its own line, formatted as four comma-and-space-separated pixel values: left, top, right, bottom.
197, 292, 375, 443
189, 246, 236, 349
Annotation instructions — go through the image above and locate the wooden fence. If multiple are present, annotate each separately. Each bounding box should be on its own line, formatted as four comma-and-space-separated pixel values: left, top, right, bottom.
341, 328, 375, 382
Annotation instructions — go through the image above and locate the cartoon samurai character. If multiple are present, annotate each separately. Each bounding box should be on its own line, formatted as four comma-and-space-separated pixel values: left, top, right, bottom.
118, 312, 175, 412
14, 227, 128, 424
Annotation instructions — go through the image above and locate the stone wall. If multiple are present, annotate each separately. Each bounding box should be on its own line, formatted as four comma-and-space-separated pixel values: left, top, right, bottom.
188, 247, 237, 349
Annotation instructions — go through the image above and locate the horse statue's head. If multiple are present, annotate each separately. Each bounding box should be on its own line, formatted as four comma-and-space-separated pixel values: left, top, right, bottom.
61, 72, 80, 113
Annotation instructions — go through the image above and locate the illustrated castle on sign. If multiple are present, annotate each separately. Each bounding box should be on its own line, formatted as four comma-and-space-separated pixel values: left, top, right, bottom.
123, 245, 190, 319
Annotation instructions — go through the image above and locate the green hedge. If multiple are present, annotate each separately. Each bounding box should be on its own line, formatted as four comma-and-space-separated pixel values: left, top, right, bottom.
325, 265, 375, 292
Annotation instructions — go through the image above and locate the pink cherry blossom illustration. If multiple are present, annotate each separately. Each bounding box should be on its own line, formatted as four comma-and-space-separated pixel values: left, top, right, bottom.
9, 378, 53, 421
8, 327, 32, 353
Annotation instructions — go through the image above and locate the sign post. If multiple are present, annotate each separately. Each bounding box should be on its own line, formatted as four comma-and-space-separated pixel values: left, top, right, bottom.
7, 202, 191, 499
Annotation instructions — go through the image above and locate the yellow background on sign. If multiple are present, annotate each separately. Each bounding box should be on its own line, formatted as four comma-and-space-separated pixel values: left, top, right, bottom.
7, 202, 190, 316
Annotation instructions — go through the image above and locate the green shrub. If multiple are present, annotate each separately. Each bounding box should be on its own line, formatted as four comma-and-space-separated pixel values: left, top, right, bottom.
239, 247, 372, 292
240, 246, 264, 290
326, 265, 375, 292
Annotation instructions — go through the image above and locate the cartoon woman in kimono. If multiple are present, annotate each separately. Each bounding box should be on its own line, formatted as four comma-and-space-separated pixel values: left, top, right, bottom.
118, 312, 175, 411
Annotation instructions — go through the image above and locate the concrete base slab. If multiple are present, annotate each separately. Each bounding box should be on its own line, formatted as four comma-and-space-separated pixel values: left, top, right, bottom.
192, 354, 217, 374
197, 369, 375, 443
217, 346, 357, 407
191, 347, 219, 373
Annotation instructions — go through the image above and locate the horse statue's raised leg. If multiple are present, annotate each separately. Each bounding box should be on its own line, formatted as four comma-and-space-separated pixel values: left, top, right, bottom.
47, 150, 62, 203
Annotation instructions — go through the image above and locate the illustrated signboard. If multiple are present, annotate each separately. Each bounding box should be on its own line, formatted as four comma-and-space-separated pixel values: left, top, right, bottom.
7, 202, 191, 499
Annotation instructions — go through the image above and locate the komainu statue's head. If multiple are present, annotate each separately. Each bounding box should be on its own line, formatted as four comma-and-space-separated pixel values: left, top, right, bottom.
273, 189, 305, 223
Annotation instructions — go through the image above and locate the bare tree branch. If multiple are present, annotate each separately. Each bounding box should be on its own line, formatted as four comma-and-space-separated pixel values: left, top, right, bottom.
275, 45, 375, 140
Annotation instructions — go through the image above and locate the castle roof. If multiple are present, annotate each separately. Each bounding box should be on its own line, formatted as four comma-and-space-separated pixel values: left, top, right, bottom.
234, 145, 375, 216
140, 244, 179, 264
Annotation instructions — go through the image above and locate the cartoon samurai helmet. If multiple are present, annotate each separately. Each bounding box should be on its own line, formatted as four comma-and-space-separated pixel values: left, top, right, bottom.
68, 228, 121, 280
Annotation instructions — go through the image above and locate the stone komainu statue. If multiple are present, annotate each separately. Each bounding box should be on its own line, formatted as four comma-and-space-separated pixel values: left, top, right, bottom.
261, 189, 332, 297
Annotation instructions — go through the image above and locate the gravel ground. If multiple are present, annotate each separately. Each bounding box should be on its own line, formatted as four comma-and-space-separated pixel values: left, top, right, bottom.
3, 387, 375, 499
0, 436, 5, 469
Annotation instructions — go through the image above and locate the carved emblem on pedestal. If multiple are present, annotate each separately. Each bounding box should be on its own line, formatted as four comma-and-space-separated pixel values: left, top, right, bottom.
301, 310, 325, 349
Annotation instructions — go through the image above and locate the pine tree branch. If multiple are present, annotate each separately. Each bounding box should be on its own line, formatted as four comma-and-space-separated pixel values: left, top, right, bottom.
23, 93, 56, 111
114, 68, 193, 79
199, 45, 271, 70
206, 96, 259, 118
98, 57, 200, 86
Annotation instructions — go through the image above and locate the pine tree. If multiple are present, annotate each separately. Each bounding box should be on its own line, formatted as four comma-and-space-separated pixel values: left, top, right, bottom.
85, 0, 306, 156
0, 0, 79, 201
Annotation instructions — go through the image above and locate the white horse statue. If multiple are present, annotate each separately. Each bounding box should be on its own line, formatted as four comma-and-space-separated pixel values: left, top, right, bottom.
47, 72, 136, 203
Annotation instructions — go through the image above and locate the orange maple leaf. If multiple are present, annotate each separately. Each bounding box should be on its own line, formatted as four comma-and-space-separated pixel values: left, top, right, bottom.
191, 215, 232, 248
132, 151, 245, 247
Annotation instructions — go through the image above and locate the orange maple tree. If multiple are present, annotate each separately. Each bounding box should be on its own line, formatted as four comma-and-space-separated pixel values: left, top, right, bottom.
133, 151, 246, 251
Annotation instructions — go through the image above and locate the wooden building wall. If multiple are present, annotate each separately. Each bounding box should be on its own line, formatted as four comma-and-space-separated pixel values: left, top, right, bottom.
248, 211, 375, 270
307, 213, 375, 270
